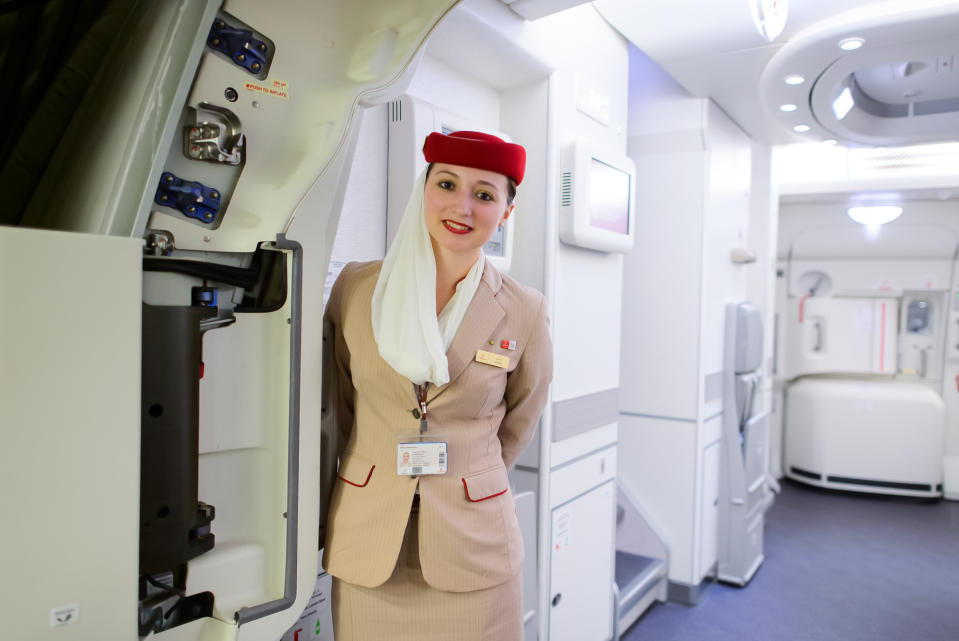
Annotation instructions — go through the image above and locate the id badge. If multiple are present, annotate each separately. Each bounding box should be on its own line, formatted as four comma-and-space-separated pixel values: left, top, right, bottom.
397, 440, 448, 476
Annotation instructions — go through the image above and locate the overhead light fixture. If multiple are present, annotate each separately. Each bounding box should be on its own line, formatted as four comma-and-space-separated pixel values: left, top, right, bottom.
785, 74, 805, 85
780, 103, 798, 112
750, 0, 790, 43
832, 87, 855, 120
839, 37, 865, 51
793, 124, 811, 133
847, 205, 902, 225
823, 139, 838, 146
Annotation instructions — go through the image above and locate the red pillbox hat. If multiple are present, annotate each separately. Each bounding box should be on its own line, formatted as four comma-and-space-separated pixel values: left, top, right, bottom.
422, 131, 526, 185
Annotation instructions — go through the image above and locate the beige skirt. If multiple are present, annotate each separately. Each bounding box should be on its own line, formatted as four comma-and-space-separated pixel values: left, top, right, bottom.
332, 502, 523, 641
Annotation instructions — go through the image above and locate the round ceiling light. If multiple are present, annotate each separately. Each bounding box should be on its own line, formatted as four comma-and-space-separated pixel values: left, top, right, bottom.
750, 0, 790, 43
780, 103, 798, 112
793, 124, 811, 133
839, 37, 865, 51
847, 205, 902, 225
784, 74, 805, 85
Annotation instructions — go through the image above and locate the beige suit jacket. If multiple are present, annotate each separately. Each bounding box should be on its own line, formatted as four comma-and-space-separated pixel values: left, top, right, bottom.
321, 260, 552, 592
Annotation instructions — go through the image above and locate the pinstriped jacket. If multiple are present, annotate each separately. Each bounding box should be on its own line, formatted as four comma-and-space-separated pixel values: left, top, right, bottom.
321, 260, 552, 592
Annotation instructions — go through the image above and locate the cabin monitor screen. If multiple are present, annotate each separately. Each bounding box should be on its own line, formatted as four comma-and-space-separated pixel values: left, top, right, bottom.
484, 224, 506, 257
589, 158, 630, 235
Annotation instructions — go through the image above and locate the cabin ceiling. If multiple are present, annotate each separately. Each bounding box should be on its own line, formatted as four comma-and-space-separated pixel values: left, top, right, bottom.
594, 0, 959, 148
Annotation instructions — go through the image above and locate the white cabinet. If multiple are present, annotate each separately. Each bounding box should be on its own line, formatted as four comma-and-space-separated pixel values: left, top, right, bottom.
620, 97, 756, 597
548, 481, 616, 641
698, 441, 720, 576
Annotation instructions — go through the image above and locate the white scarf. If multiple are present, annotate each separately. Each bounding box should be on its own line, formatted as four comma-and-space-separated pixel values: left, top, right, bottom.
371, 167, 485, 386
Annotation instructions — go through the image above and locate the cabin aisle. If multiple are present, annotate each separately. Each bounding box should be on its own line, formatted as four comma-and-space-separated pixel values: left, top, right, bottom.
623, 481, 959, 641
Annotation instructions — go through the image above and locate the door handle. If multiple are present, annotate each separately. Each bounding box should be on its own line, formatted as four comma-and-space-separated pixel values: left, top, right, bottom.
919, 348, 928, 378
812, 321, 823, 352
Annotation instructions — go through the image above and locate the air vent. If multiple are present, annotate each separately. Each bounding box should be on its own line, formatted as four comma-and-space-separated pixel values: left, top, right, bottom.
560, 171, 572, 207
850, 142, 959, 172
390, 100, 402, 122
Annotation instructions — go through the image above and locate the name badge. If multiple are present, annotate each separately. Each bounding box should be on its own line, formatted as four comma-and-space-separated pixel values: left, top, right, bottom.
397, 441, 448, 476
475, 349, 509, 369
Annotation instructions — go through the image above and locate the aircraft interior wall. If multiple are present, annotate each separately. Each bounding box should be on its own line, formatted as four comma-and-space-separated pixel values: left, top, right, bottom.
774, 195, 959, 498
619, 45, 778, 593
10, 1, 959, 640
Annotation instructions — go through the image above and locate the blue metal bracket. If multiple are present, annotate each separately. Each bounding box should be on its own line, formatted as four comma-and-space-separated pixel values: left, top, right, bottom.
154, 172, 220, 224
207, 16, 272, 77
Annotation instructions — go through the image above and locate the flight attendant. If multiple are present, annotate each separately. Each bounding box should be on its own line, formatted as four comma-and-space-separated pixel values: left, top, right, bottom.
322, 130, 552, 641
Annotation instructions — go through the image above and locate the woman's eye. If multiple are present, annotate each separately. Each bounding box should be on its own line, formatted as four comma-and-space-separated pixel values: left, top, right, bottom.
437, 180, 454, 190
476, 191, 493, 202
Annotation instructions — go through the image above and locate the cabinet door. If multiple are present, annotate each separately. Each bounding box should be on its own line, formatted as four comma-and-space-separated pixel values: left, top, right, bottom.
549, 481, 615, 641
698, 441, 720, 580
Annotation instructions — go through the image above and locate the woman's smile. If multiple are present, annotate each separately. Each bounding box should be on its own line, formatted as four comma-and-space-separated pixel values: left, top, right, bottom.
442, 219, 473, 234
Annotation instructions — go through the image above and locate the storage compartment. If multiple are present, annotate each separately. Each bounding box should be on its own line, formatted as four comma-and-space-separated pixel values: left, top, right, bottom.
697, 441, 720, 578
549, 481, 616, 641
785, 377, 944, 496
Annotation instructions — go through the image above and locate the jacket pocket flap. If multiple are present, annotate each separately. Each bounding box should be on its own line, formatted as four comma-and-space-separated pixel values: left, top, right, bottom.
462, 466, 509, 502
337, 453, 375, 487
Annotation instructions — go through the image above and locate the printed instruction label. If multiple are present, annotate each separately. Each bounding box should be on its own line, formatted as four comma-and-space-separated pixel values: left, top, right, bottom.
244, 79, 290, 99
50, 604, 79, 627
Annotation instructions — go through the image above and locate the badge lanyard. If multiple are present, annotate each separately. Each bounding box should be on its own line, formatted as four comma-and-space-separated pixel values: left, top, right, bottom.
414, 383, 430, 434
399, 382, 446, 477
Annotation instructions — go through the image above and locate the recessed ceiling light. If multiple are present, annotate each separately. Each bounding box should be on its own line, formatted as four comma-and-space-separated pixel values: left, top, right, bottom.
780, 104, 798, 112
793, 124, 811, 133
823, 139, 838, 146
832, 87, 855, 120
847, 205, 902, 225
785, 74, 805, 85
839, 37, 865, 51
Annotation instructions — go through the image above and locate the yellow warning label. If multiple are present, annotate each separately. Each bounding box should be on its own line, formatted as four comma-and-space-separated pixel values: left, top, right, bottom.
244, 79, 290, 99
475, 350, 509, 369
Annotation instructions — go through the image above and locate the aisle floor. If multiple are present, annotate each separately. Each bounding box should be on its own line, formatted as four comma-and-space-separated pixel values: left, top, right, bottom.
622, 480, 959, 641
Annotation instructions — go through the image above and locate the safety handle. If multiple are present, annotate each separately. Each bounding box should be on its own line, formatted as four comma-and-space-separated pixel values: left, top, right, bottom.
812, 321, 823, 353
919, 348, 928, 378
235, 236, 303, 625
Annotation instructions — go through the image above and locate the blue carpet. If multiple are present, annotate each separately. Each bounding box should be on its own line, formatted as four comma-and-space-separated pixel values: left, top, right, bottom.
622, 480, 959, 641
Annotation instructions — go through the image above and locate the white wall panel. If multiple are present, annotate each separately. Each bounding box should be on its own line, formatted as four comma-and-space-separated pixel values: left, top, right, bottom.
617, 414, 698, 584
620, 142, 704, 419
700, 105, 751, 416
329, 105, 389, 266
